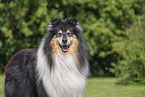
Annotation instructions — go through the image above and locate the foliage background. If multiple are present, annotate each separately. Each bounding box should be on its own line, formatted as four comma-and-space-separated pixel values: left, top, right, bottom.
0, 0, 145, 83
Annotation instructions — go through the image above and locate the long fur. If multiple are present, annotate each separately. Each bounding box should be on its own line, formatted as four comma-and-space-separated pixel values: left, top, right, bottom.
4, 18, 89, 97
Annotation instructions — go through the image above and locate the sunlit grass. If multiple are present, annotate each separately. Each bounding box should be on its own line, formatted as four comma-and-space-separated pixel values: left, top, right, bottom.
0, 74, 4, 97
84, 77, 145, 97
0, 75, 145, 97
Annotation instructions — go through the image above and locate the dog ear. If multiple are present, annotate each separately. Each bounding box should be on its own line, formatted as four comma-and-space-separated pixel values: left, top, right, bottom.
48, 18, 61, 27
47, 18, 61, 31
48, 21, 53, 29
67, 17, 82, 31
67, 17, 79, 26
51, 18, 61, 26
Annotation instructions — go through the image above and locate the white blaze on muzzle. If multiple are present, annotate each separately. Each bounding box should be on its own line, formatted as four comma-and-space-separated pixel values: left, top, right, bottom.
58, 38, 71, 52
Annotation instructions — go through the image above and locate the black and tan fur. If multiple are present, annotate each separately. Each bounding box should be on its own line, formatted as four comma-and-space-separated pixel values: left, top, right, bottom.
5, 18, 89, 97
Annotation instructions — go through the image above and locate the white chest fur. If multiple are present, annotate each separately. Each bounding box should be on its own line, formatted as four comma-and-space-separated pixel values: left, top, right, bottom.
37, 42, 87, 97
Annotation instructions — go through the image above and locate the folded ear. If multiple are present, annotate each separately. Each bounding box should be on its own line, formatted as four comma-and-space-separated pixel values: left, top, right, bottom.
49, 18, 61, 27
67, 17, 79, 26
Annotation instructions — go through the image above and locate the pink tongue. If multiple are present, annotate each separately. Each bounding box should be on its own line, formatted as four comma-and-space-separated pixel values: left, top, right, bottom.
62, 45, 68, 51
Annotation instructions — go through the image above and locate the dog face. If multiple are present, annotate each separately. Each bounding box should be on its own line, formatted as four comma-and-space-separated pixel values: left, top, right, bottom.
51, 30, 78, 54
49, 18, 80, 54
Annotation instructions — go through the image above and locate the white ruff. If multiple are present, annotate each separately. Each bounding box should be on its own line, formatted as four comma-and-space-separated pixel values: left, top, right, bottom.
37, 40, 87, 97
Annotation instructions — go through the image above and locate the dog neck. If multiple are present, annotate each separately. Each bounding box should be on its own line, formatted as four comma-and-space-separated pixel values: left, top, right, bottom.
36, 42, 86, 97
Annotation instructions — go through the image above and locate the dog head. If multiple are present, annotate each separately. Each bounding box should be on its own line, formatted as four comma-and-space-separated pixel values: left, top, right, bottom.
48, 18, 81, 54
39, 17, 88, 76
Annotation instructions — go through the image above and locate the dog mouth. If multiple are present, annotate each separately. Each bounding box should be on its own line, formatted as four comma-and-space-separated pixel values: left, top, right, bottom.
59, 44, 70, 53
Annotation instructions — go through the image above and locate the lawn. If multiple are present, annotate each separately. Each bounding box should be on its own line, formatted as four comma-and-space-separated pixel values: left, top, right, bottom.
0, 75, 145, 97
0, 74, 5, 97
84, 77, 145, 97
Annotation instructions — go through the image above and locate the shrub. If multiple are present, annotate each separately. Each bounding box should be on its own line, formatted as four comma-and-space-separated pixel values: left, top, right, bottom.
111, 17, 145, 84
0, 0, 143, 76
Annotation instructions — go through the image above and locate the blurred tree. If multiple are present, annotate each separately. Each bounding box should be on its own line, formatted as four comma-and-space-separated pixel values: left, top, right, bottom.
0, 0, 64, 72
0, 0, 144, 77
111, 16, 145, 84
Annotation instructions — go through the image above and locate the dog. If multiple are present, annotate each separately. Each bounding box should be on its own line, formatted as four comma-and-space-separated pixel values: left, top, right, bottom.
4, 17, 89, 97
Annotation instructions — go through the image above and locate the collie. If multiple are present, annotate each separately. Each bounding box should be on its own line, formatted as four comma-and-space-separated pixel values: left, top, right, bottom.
5, 18, 89, 97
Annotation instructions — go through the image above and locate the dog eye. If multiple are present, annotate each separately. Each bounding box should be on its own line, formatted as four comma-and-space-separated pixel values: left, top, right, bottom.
67, 32, 73, 37
67, 32, 71, 35
67, 30, 73, 37
58, 32, 62, 36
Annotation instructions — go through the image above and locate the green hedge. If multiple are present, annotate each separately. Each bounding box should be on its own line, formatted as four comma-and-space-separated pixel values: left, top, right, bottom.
0, 0, 144, 80
110, 17, 145, 84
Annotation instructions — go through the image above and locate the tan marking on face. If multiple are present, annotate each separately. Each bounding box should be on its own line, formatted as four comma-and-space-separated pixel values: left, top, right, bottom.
51, 35, 60, 53
67, 30, 70, 33
58, 30, 62, 34
68, 34, 78, 54
67, 30, 72, 35
51, 32, 78, 54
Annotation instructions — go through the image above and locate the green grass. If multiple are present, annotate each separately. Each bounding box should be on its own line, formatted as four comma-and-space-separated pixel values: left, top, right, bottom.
0, 74, 5, 97
84, 77, 145, 97
0, 75, 145, 97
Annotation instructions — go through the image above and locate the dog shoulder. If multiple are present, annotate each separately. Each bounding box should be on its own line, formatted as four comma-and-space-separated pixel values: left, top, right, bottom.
5, 48, 37, 81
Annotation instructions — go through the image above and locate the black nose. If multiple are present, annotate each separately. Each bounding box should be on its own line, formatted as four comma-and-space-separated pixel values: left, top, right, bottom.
62, 38, 67, 43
